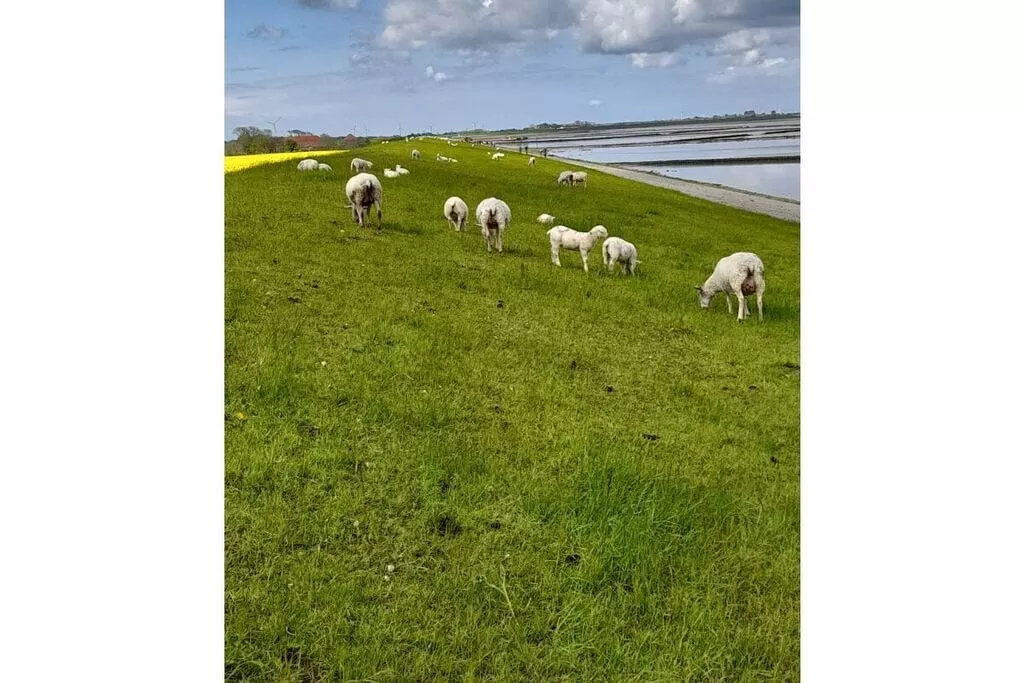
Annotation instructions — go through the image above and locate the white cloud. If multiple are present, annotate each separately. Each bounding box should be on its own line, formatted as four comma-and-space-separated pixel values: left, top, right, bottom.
630, 52, 677, 68
588, 99, 602, 106
295, 0, 361, 8
425, 65, 449, 81
246, 24, 287, 41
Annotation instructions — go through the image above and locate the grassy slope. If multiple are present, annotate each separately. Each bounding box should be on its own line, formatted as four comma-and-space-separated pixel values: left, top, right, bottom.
225, 140, 800, 682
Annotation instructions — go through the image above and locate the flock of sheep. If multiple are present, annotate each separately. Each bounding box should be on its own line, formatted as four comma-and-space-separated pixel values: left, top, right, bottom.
294, 147, 767, 321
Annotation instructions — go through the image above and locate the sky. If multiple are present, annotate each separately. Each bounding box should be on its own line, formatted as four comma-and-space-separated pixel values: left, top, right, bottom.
225, 0, 800, 139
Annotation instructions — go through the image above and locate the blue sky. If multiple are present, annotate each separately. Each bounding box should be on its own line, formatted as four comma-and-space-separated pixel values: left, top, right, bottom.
225, 0, 800, 139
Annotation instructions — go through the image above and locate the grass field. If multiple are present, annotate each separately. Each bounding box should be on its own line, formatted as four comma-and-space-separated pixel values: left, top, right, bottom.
225, 139, 800, 681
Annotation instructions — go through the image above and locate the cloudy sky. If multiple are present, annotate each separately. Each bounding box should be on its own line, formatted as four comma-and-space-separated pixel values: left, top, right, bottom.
225, 0, 799, 139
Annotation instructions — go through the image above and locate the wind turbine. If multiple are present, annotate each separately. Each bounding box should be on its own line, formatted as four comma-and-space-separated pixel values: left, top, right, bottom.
266, 116, 282, 136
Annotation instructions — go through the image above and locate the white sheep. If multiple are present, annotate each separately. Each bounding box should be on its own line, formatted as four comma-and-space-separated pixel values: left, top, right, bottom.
443, 196, 469, 232
491, 152, 505, 160
383, 168, 400, 178
529, 157, 536, 166
344, 172, 383, 230
297, 159, 319, 171
537, 213, 556, 225
436, 153, 450, 162
696, 252, 766, 321
475, 197, 512, 253
547, 224, 608, 273
411, 149, 421, 160
557, 170, 574, 186
448, 157, 458, 163
317, 163, 333, 172
350, 158, 373, 173
395, 164, 410, 175
602, 236, 639, 276
571, 171, 588, 187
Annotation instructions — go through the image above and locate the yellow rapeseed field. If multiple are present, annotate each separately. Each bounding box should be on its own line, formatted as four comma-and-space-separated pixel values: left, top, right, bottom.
224, 149, 349, 173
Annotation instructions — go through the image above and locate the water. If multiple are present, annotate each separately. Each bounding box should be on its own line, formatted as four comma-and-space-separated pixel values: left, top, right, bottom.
543, 125, 800, 201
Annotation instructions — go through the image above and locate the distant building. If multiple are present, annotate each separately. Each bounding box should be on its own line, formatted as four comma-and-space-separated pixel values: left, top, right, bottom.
288, 135, 324, 150
743, 109, 756, 117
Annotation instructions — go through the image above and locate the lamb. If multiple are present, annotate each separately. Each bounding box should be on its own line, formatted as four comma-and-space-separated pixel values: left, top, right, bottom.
529, 157, 536, 166
383, 168, 400, 178
696, 252, 766, 321
411, 149, 421, 160
395, 164, 410, 175
344, 172, 383, 230
547, 224, 608, 273
536, 213, 556, 225
436, 153, 450, 162
570, 171, 588, 188
602, 236, 639, 276
317, 163, 333, 172
556, 170, 574, 186
297, 159, 319, 171
491, 152, 505, 159
443, 196, 469, 232
475, 197, 512, 253
350, 158, 373, 173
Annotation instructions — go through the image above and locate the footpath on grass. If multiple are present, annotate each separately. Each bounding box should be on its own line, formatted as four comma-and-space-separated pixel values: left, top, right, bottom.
501, 147, 800, 223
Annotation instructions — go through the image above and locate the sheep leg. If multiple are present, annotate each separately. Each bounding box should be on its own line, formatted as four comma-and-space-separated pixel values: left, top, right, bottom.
736, 293, 747, 321
375, 201, 382, 230
757, 291, 764, 321
496, 230, 503, 253
580, 248, 589, 273
550, 244, 561, 266
484, 232, 491, 252
726, 295, 733, 315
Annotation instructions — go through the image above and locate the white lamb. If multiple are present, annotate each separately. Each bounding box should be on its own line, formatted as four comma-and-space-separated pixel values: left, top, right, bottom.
547, 224, 608, 273
536, 213, 556, 225
529, 157, 536, 166
443, 196, 469, 232
297, 159, 318, 171
696, 252, 766, 321
491, 152, 505, 159
350, 158, 373, 172
602, 236, 639, 276
411, 149, 421, 160
383, 168, 400, 178
344, 172, 383, 230
436, 153, 450, 162
395, 164, 410, 175
557, 170, 574, 186
475, 197, 512, 253
571, 171, 588, 187
317, 163, 333, 172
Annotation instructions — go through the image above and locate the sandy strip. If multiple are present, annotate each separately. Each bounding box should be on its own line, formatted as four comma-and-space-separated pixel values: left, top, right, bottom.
546, 156, 800, 224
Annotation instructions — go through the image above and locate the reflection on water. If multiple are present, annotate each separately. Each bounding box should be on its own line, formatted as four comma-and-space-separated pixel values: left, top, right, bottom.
556, 137, 799, 163
632, 163, 800, 201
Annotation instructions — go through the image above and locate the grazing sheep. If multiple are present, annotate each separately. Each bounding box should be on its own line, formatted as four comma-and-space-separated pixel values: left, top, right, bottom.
696, 252, 766, 321
383, 168, 400, 178
297, 159, 319, 171
537, 213, 556, 225
547, 224, 608, 273
570, 171, 588, 188
436, 153, 450, 162
411, 149, 421, 160
557, 170, 574, 186
395, 164, 410, 175
317, 163, 333, 172
350, 157, 373, 173
475, 197, 512, 253
602, 236, 639, 276
344, 172, 383, 230
491, 152, 505, 159
529, 157, 536, 166
443, 196, 469, 232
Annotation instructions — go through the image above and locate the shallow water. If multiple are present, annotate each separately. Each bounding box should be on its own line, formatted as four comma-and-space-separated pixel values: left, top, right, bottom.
637, 163, 801, 201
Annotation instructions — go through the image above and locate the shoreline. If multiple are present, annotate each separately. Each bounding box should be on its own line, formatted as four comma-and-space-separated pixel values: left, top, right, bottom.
541, 153, 800, 224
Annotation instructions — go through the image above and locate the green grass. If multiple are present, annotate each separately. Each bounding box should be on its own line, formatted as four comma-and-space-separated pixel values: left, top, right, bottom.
225, 140, 800, 682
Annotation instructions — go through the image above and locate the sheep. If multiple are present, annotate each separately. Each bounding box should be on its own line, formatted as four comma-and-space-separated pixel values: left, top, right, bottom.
383, 168, 400, 178
436, 153, 450, 162
475, 197, 512, 253
317, 163, 333, 172
491, 152, 505, 160
297, 159, 319, 171
547, 224, 608, 273
570, 171, 588, 188
411, 149, 421, 160
443, 196, 469, 232
602, 236, 639, 276
529, 157, 536, 166
557, 170, 574, 186
696, 252, 766, 321
536, 213, 556, 225
395, 164, 410, 175
344, 172, 383, 230
448, 157, 458, 163
350, 158, 373, 173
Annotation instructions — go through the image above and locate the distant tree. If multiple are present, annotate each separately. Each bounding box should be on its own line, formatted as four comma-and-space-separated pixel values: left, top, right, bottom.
285, 139, 298, 152
287, 129, 313, 136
